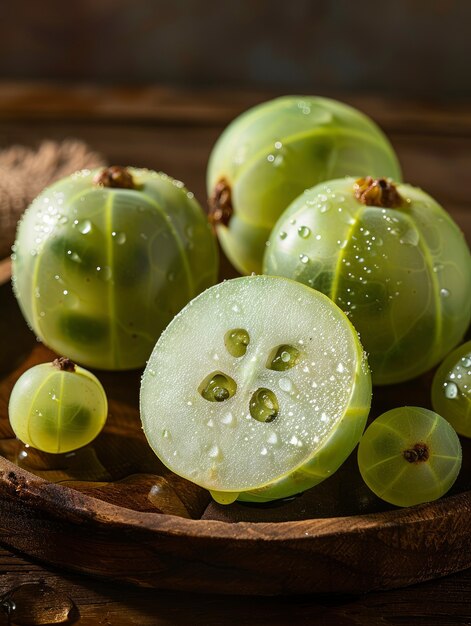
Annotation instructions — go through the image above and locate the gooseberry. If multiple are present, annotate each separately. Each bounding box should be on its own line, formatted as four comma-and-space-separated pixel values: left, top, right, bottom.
8, 357, 108, 454
357, 406, 462, 507
432, 340, 471, 438
140, 275, 371, 504
264, 176, 471, 384
12, 166, 218, 370
207, 96, 401, 274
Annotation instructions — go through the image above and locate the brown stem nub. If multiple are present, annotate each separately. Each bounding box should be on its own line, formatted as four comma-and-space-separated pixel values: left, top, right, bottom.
208, 178, 233, 227
354, 177, 403, 208
52, 357, 76, 372
403, 442, 429, 463
93, 166, 136, 190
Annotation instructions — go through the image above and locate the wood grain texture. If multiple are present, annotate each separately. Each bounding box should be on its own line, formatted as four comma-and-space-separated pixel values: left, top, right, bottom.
0, 85, 470, 603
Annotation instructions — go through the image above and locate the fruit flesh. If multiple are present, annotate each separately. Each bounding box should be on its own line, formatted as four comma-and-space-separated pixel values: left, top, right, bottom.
357, 406, 462, 507
264, 178, 471, 384
432, 340, 471, 437
8, 362, 107, 454
12, 168, 218, 370
140, 275, 371, 502
207, 96, 401, 274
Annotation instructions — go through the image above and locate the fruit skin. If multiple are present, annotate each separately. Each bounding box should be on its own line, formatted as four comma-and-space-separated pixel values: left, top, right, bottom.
9, 361, 108, 454
357, 406, 462, 507
432, 340, 471, 437
264, 177, 471, 385
12, 168, 218, 370
207, 95, 401, 275
140, 275, 372, 503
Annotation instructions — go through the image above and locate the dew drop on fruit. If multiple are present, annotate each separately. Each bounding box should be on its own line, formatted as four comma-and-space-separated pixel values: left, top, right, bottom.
279, 231, 287, 240
298, 226, 311, 239
433, 263, 444, 273
461, 356, 471, 368
399, 229, 419, 246
76, 219, 92, 234
319, 204, 329, 213
260, 447, 268, 456
279, 377, 294, 393
209, 444, 221, 459
112, 231, 126, 244
267, 432, 279, 445
440, 288, 450, 298
299, 254, 309, 264
221, 412, 234, 425
445, 381, 459, 399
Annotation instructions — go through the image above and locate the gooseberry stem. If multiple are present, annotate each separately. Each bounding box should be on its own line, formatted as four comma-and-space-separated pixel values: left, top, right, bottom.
93, 166, 137, 190
208, 178, 233, 227
403, 442, 429, 463
52, 357, 76, 372
354, 177, 403, 208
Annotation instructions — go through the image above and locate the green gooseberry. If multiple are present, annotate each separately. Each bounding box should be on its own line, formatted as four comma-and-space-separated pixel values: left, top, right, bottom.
357, 407, 462, 507
207, 96, 401, 275
432, 340, 471, 438
12, 166, 218, 370
264, 176, 471, 385
140, 275, 371, 504
8, 357, 108, 454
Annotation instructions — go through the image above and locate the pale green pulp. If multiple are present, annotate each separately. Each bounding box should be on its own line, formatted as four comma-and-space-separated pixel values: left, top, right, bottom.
207, 96, 401, 274
264, 178, 471, 385
12, 168, 218, 370
8, 362, 108, 454
140, 275, 371, 503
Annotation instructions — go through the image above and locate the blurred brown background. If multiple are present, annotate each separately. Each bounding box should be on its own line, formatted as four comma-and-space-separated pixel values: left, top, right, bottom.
0, 0, 469, 99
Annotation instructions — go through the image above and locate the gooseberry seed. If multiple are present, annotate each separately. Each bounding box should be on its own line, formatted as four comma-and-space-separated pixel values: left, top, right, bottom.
267, 345, 301, 371
224, 328, 250, 358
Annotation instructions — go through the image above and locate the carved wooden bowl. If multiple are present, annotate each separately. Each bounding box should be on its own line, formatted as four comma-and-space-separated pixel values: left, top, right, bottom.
0, 258, 469, 595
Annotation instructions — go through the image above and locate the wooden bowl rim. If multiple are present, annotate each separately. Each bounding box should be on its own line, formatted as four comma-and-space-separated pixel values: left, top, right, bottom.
2, 454, 470, 542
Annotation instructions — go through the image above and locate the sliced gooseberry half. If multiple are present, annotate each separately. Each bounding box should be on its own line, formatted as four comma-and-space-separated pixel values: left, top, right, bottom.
140, 275, 371, 503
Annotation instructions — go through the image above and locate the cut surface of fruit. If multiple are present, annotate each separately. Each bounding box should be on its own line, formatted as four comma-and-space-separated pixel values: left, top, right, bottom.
140, 276, 371, 501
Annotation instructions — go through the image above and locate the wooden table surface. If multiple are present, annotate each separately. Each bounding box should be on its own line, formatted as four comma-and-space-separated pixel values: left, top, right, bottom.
0, 83, 470, 624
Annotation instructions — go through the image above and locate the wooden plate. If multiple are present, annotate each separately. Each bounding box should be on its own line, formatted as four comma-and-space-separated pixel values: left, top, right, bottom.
0, 263, 470, 596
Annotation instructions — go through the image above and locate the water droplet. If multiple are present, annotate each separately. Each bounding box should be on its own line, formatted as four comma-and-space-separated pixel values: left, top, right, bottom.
281, 351, 291, 363
440, 288, 450, 298
290, 218, 296, 225
163, 429, 170, 438
298, 226, 311, 239
148, 369, 156, 377
279, 377, 294, 393
461, 356, 471, 368
445, 382, 459, 399
209, 445, 221, 459
267, 154, 275, 163
399, 228, 419, 246
319, 204, 329, 213
299, 254, 309, 264
97, 265, 112, 281
112, 231, 126, 244
274, 141, 283, 150
260, 447, 268, 456
279, 231, 287, 240
336, 363, 345, 373
433, 263, 444, 273
267, 432, 279, 445
0, 582, 76, 624
76, 219, 92, 234
58, 215, 68, 224
221, 412, 234, 425
289, 435, 304, 447
315, 234, 321, 240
